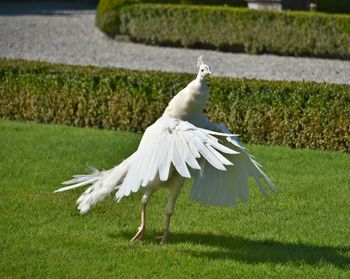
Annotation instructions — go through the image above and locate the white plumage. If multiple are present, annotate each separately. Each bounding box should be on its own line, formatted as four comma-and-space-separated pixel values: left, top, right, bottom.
55, 56, 275, 244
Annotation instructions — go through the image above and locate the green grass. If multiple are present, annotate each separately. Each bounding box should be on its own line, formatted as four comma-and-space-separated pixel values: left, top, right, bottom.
0, 119, 349, 278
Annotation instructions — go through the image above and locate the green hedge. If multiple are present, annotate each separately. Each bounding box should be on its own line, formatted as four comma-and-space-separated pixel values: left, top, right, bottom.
180, 0, 245, 6
97, 3, 350, 59
0, 59, 349, 152
317, 0, 350, 14
95, 0, 245, 34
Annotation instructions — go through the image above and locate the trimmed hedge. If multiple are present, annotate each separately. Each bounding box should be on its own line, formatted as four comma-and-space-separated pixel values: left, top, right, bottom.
180, 0, 245, 6
0, 59, 349, 152
96, 0, 132, 36
95, 0, 245, 35
97, 3, 350, 59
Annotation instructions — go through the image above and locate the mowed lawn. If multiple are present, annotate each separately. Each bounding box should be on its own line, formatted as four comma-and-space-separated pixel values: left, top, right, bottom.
0, 119, 349, 278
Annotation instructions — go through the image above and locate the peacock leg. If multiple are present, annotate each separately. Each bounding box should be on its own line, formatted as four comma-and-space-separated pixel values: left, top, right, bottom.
131, 191, 151, 241
158, 175, 185, 245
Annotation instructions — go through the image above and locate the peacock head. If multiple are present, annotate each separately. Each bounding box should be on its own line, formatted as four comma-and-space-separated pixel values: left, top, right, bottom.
197, 55, 211, 80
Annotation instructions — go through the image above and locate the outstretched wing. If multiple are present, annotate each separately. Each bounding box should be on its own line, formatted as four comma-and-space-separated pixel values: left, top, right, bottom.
115, 117, 238, 201
190, 123, 276, 206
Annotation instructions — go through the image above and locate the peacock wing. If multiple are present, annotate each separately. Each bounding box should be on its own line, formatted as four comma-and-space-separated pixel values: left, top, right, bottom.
190, 123, 276, 206
115, 117, 237, 201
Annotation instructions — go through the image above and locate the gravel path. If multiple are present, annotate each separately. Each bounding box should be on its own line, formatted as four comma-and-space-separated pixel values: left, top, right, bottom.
1, 2, 349, 85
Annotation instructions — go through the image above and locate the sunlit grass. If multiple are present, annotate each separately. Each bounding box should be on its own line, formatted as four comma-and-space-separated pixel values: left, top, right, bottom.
0, 119, 349, 278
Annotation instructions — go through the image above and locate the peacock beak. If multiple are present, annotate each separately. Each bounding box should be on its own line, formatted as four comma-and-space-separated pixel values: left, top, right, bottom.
208, 67, 212, 75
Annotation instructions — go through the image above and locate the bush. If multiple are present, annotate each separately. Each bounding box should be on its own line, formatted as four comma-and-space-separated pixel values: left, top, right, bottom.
97, 3, 350, 59
316, 0, 350, 14
180, 0, 245, 6
0, 59, 349, 152
96, 0, 135, 35
96, 0, 244, 34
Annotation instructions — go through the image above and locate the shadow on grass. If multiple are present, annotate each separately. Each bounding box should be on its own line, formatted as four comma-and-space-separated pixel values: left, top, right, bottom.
118, 231, 350, 268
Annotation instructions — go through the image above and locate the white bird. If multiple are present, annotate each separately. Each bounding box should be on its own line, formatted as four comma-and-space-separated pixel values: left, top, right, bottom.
55, 56, 275, 244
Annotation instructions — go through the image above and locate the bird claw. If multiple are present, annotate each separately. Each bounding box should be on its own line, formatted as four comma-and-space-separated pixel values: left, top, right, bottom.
155, 230, 169, 245
131, 226, 145, 242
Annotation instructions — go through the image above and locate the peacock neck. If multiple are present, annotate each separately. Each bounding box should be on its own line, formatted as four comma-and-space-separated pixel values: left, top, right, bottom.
196, 73, 207, 83
163, 74, 210, 122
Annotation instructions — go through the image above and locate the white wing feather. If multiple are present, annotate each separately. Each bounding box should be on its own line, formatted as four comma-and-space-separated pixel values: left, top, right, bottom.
54, 153, 136, 214
115, 116, 236, 201
190, 123, 276, 206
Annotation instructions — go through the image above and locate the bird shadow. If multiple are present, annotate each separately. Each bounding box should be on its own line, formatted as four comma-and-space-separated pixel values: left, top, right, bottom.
115, 230, 350, 268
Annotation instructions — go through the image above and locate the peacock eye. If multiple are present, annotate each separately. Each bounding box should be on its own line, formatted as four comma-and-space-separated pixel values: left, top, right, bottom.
201, 69, 204, 72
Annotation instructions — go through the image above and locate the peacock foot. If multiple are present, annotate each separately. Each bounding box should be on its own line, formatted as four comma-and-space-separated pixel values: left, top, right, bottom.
131, 226, 145, 242
155, 230, 169, 245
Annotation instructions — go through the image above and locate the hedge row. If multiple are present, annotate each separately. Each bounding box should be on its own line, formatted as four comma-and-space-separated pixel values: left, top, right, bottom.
95, 0, 245, 36
178, 0, 245, 6
97, 3, 350, 59
0, 59, 349, 152
96, 0, 350, 14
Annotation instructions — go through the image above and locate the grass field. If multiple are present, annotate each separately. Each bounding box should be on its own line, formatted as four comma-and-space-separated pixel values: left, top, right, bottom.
0, 119, 349, 278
